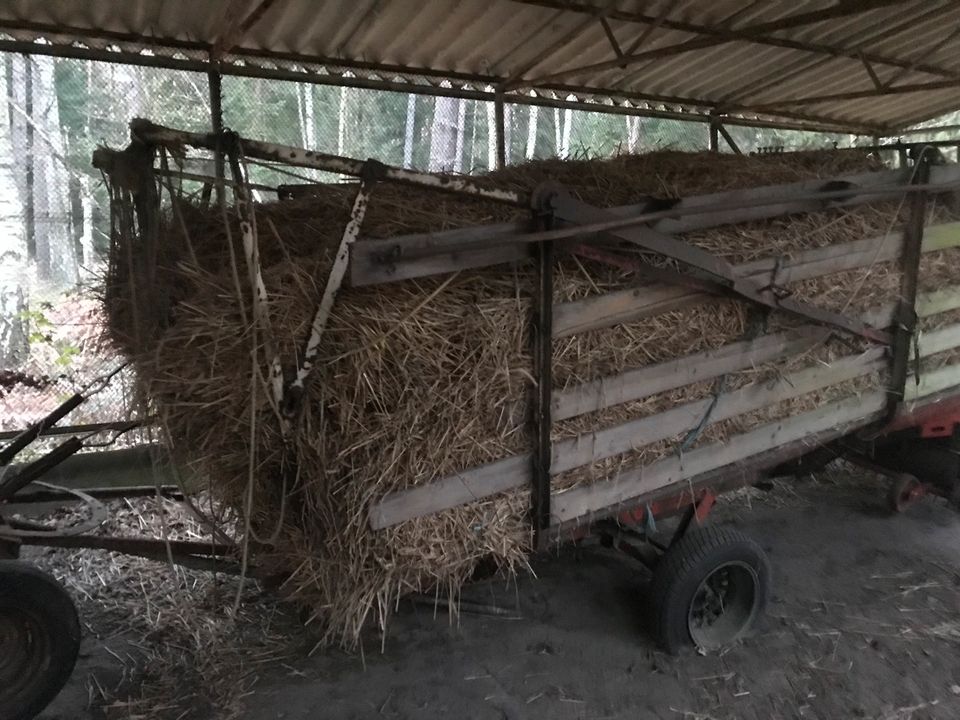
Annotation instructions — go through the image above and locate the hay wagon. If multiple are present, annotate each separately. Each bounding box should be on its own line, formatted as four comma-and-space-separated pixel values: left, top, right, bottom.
4, 122, 960, 719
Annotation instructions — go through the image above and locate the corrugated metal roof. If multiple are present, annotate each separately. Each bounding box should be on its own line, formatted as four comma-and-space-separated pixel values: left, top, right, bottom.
1, 0, 959, 134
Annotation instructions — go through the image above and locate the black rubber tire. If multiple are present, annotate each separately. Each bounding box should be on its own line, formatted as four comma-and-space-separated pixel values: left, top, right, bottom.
649, 526, 770, 655
0, 561, 81, 720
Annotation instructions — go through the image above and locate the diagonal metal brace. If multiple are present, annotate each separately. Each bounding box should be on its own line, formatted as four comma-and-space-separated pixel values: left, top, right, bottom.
549, 191, 891, 345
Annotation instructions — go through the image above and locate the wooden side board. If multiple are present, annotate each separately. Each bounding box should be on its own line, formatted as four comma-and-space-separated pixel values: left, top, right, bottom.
558, 284, 960, 424
554, 221, 960, 338
553, 362, 960, 526
549, 392, 888, 524
350, 165, 960, 287
368, 321, 960, 530
553, 329, 824, 421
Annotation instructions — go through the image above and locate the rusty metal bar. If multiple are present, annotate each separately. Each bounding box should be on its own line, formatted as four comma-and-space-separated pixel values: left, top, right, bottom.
131, 119, 529, 206
8, 533, 246, 575
8, 484, 182, 504
0, 420, 146, 442
0, 393, 84, 467
0, 437, 85, 501
709, 119, 719, 152
887, 151, 931, 418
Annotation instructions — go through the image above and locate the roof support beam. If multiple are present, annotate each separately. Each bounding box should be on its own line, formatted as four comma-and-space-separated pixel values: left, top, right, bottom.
509, 0, 960, 81
599, 16, 624, 62
622, 0, 672, 57
739, 79, 960, 113
720, 2, 960, 105
501, 3, 612, 89
861, 54, 885, 92
516, 0, 905, 88
211, 0, 281, 59
881, 23, 960, 89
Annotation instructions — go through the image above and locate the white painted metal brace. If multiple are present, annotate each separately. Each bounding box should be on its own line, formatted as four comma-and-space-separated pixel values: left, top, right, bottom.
228, 144, 286, 412
130, 118, 527, 206
283, 178, 373, 418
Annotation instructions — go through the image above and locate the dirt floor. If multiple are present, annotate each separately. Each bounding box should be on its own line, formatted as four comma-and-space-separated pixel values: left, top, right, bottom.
32, 468, 960, 720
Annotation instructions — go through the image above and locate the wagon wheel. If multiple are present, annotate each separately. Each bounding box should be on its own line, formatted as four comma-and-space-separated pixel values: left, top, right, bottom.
888, 474, 924, 513
649, 526, 770, 654
0, 561, 81, 720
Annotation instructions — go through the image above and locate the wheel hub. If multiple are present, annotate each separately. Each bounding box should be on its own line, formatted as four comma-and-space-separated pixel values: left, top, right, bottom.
687, 561, 760, 649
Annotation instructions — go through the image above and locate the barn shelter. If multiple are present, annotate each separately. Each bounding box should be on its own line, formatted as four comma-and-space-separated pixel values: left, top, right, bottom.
5, 3, 960, 720
3, 0, 960, 146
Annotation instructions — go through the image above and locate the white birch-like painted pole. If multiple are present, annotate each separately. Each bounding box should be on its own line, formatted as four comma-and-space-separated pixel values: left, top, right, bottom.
403, 93, 416, 169
227, 145, 285, 412
284, 179, 373, 418
526, 105, 539, 160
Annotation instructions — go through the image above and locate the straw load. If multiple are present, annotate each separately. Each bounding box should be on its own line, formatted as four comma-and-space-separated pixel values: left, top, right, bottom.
101, 146, 960, 648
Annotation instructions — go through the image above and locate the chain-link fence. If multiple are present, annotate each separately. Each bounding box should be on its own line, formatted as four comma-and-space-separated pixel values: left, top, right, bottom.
0, 52, 902, 444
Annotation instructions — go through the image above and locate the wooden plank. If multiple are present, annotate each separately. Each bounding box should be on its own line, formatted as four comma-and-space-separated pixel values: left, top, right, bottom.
368, 453, 530, 531
349, 165, 960, 286
906, 362, 960, 401
553, 363, 960, 525
349, 203, 649, 286
549, 348, 886, 475
368, 321, 960, 529
550, 392, 888, 524
917, 286, 960, 318
555, 222, 960, 338
555, 194, 891, 345
351, 221, 529, 286
917, 322, 960, 358
862, 284, 960, 328
553, 328, 823, 421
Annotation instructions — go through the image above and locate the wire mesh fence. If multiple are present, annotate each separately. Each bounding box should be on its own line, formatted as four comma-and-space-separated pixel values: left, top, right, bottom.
0, 51, 904, 444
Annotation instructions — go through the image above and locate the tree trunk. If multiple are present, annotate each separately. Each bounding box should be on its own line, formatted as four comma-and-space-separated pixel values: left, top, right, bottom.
300, 84, 316, 149
626, 116, 642, 153
560, 107, 573, 159
428, 96, 460, 172
24, 55, 36, 267
337, 86, 347, 156
403, 93, 416, 169
0, 62, 30, 367
23, 56, 74, 283
453, 99, 466, 173
487, 101, 497, 171
554, 108, 561, 156
526, 105, 539, 160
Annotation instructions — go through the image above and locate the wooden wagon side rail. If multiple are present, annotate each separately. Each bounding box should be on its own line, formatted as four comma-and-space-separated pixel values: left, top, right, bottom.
551, 366, 960, 526
368, 315, 960, 530
350, 165, 960, 286
554, 221, 960, 338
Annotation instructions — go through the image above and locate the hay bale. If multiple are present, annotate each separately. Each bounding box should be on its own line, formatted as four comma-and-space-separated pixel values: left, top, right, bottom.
103, 148, 958, 648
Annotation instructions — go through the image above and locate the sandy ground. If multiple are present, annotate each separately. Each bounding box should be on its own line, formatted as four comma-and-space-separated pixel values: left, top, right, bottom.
33, 470, 960, 720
